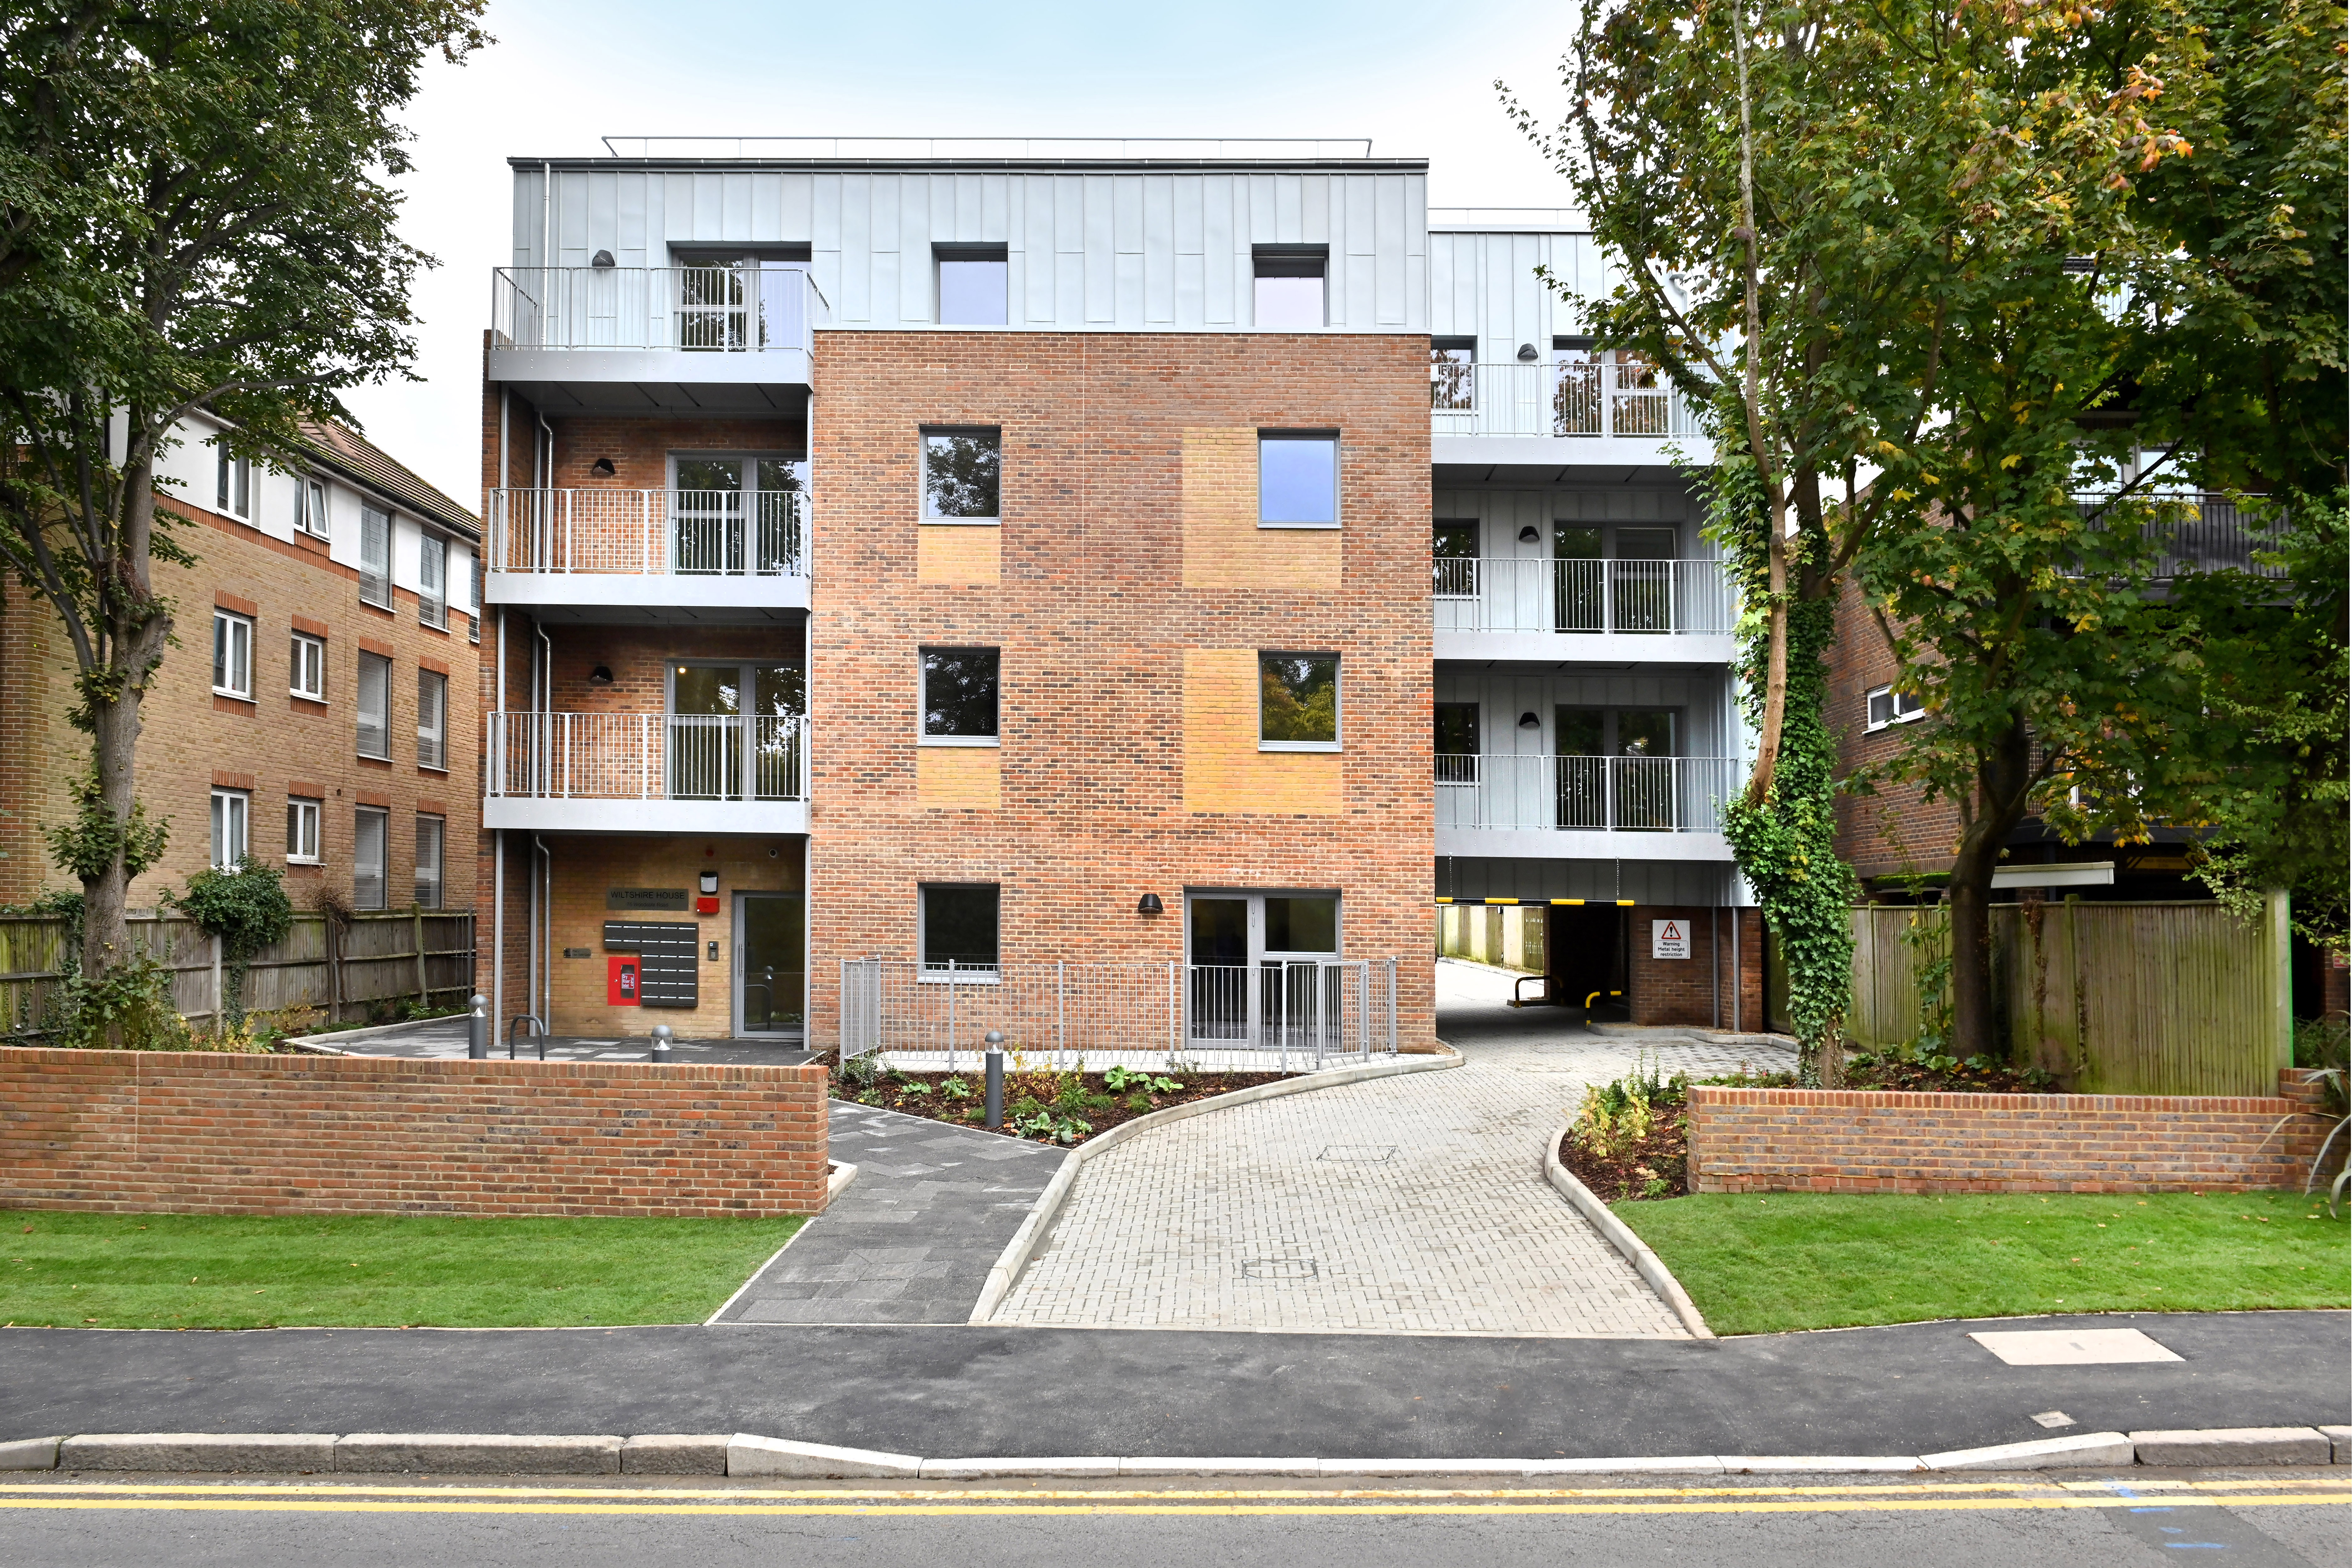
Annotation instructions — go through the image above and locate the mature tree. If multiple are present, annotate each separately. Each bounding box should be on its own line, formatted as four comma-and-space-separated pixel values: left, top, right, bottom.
0, 1, 486, 988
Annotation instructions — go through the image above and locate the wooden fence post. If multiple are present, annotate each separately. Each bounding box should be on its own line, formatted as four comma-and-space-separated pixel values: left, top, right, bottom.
414, 907, 429, 1008
209, 933, 224, 1034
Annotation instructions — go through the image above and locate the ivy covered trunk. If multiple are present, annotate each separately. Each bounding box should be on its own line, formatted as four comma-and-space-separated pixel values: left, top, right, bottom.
1947, 716, 2035, 1061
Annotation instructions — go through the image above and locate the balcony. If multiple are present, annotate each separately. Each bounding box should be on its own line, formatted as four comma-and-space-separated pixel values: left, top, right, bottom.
486, 264, 827, 413
484, 712, 808, 834
484, 488, 809, 621
1435, 754, 1739, 861
1430, 360, 1710, 467
1434, 557, 1736, 664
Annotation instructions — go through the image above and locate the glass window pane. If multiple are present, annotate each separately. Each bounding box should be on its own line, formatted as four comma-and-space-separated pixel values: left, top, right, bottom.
1260, 653, 1338, 744
213, 615, 229, 689
753, 665, 805, 718
1265, 896, 1337, 955
1554, 525, 1603, 559
1432, 521, 1479, 559
1615, 527, 1677, 560
1618, 710, 1676, 756
1254, 273, 1325, 331
671, 664, 740, 716
673, 457, 744, 493
1435, 702, 1480, 760
938, 258, 1008, 326
354, 809, 386, 910
1868, 689, 1893, 727
924, 432, 1000, 518
1555, 708, 1605, 755
1189, 898, 1249, 965
922, 649, 999, 737
1258, 436, 1336, 524
922, 884, 999, 970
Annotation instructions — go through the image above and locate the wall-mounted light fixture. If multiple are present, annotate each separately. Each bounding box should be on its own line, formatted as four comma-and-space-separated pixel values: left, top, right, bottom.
589, 457, 616, 477
1136, 893, 1164, 915
1517, 342, 1539, 363
588, 665, 613, 685
591, 249, 616, 269
1518, 712, 1541, 730
699, 871, 719, 896
1517, 524, 1541, 543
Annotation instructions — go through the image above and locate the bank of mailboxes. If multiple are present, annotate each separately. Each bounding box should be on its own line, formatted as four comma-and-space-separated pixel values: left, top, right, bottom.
601, 921, 697, 1008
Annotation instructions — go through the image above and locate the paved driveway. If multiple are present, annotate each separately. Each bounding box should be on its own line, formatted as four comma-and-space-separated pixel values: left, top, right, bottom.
985, 961, 1794, 1337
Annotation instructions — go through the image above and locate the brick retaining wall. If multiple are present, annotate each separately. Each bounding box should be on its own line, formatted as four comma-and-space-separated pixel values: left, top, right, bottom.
1687, 1070, 2333, 1195
0, 1048, 829, 1218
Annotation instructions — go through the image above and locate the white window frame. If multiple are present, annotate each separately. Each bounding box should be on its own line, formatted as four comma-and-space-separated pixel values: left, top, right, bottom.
414, 814, 444, 910
285, 797, 321, 864
1258, 650, 1343, 753
353, 806, 388, 911
417, 669, 447, 771
211, 610, 253, 700
358, 504, 392, 608
289, 631, 325, 701
418, 533, 447, 630
356, 650, 391, 760
209, 788, 250, 871
294, 475, 331, 539
215, 444, 252, 520
1865, 683, 1926, 732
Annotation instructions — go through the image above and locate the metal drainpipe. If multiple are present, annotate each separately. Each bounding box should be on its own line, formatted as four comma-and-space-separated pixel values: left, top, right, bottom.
537, 834, 552, 1028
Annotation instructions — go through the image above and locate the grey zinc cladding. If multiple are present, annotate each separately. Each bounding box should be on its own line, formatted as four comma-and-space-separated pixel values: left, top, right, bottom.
511, 160, 1427, 332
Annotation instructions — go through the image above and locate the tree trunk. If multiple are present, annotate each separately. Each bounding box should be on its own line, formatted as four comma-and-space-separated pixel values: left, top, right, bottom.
1948, 717, 2034, 1060
79, 423, 170, 979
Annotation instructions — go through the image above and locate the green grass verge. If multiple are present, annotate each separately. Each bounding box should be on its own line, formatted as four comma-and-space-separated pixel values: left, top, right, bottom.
1615, 1189, 2350, 1336
0, 1210, 804, 1329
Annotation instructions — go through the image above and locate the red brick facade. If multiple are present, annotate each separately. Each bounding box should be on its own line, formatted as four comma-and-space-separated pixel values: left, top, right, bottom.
1686, 1070, 2334, 1194
0, 1047, 828, 1217
1626, 903, 1768, 1029
1827, 570, 1961, 881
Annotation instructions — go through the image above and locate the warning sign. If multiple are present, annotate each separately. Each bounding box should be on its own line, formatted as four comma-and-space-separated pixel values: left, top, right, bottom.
1651, 919, 1690, 960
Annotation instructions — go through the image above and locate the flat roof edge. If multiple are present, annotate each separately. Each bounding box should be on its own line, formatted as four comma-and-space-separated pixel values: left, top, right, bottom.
506, 156, 1431, 174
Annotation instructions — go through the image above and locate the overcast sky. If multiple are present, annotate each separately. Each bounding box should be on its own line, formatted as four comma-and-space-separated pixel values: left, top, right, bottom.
338, 0, 1588, 506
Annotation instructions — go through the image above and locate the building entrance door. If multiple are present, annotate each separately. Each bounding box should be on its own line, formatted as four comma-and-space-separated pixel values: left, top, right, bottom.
1185, 891, 1342, 1049
735, 892, 805, 1037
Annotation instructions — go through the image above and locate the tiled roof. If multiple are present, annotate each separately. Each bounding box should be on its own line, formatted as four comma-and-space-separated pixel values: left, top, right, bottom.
293, 417, 479, 540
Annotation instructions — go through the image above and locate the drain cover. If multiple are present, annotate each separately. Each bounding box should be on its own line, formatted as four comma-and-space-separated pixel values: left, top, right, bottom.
1319, 1144, 1397, 1162
1240, 1258, 1318, 1280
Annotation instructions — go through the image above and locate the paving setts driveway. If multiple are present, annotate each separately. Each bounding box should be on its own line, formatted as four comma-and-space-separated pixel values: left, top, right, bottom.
987, 961, 1795, 1335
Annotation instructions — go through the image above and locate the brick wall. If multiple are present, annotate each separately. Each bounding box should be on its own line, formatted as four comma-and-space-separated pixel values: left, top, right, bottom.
1827, 570, 1961, 880
0, 1046, 827, 1217
1687, 1070, 2333, 1194
1628, 904, 1771, 1028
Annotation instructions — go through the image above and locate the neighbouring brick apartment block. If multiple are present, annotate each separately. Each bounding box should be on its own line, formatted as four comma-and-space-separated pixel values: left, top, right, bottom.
476, 140, 1771, 1051
0, 416, 480, 917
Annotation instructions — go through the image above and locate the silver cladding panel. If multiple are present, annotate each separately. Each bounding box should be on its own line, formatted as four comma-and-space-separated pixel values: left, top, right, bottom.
1426, 229, 1613, 354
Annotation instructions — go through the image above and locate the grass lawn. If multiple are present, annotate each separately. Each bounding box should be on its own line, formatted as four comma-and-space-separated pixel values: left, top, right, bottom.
0, 1210, 803, 1329
1617, 1189, 2350, 1336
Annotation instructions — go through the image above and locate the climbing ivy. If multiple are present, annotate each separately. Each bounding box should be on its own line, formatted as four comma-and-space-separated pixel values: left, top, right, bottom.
1701, 416, 1857, 1084
171, 860, 294, 1026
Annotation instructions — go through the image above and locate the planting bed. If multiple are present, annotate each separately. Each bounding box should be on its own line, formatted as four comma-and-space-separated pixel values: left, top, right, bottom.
828, 1058, 1296, 1146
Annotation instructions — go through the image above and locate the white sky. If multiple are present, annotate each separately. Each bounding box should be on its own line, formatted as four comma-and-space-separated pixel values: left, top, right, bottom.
335, 0, 1586, 506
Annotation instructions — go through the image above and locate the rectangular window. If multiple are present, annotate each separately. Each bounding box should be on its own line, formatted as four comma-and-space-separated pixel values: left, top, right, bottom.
356, 651, 390, 759
294, 476, 331, 538
468, 554, 482, 645
209, 789, 249, 871
1432, 519, 1478, 597
1259, 432, 1338, 528
1260, 652, 1339, 750
286, 797, 321, 864
417, 534, 447, 630
920, 883, 1000, 975
414, 815, 444, 909
289, 632, 324, 701
1430, 337, 1476, 411
353, 807, 387, 910
1435, 702, 1480, 783
358, 504, 392, 607
1866, 684, 1926, 730
214, 445, 251, 518
211, 610, 252, 699
935, 245, 1009, 326
417, 670, 447, 770
921, 647, 1000, 741
1253, 246, 1327, 330
922, 428, 1001, 521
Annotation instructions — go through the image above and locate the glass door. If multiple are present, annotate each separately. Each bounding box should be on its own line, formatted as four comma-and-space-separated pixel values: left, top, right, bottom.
1186, 891, 1341, 1049
669, 662, 806, 800
670, 455, 808, 575
735, 892, 805, 1036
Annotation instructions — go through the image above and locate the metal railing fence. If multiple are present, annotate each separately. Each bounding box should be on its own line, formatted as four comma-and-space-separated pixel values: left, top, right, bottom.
1435, 754, 1742, 833
491, 265, 828, 353
2070, 492, 2290, 580
1432, 556, 1735, 635
486, 488, 808, 578
1431, 361, 1705, 440
487, 712, 805, 802
838, 957, 1400, 1072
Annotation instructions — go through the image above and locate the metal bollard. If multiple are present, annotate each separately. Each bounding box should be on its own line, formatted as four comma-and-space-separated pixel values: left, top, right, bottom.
649, 1023, 672, 1064
466, 994, 488, 1060
984, 1029, 1005, 1130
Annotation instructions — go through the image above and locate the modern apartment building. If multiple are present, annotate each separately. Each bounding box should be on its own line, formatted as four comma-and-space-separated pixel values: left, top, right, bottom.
477, 138, 1767, 1051
0, 417, 480, 916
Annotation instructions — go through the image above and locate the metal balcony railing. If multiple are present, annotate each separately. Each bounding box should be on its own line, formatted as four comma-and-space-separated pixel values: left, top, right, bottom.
1430, 360, 1705, 439
486, 488, 808, 578
1433, 557, 1735, 635
1435, 755, 1742, 833
490, 264, 829, 353
487, 712, 806, 803
2071, 492, 2289, 580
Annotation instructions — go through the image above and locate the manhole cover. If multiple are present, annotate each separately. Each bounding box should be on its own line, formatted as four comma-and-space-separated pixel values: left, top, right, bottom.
1240, 1258, 1318, 1280
1319, 1145, 1397, 1162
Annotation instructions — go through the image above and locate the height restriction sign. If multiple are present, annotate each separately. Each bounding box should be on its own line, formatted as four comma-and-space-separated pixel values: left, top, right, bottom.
1651, 919, 1690, 960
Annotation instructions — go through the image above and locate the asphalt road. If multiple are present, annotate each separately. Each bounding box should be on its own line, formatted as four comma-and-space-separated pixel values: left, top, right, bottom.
0, 1473, 2344, 1568
3, 1311, 2344, 1460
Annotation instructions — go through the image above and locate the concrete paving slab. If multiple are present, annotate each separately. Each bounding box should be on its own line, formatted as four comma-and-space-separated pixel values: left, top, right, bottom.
619, 1434, 730, 1474
2321, 1425, 2352, 1463
60, 1433, 335, 1471
0, 1438, 58, 1471
334, 1434, 621, 1474
1969, 1328, 2184, 1365
2130, 1427, 2333, 1466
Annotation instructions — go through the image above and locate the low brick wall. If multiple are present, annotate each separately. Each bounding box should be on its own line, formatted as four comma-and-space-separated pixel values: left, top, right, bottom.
1687, 1069, 2333, 1195
0, 1048, 829, 1218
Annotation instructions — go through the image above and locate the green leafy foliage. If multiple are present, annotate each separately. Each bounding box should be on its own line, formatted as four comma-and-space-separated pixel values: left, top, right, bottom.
170, 860, 293, 1025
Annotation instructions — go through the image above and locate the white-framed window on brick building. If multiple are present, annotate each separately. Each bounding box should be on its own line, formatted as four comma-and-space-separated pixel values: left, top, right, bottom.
417, 669, 447, 770
209, 788, 249, 870
1865, 683, 1926, 731
414, 815, 445, 909
358, 504, 392, 608
286, 797, 321, 864
353, 806, 388, 910
356, 651, 391, 759
294, 475, 331, 539
1258, 431, 1338, 528
215, 443, 251, 519
289, 631, 325, 701
211, 609, 253, 699
1259, 651, 1340, 751
417, 534, 447, 630
468, 553, 482, 645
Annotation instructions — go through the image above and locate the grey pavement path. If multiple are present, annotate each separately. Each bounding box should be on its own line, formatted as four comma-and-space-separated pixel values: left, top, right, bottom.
1, 1312, 2342, 1460
987, 961, 1795, 1335
710, 1102, 1065, 1325
301, 1016, 813, 1066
